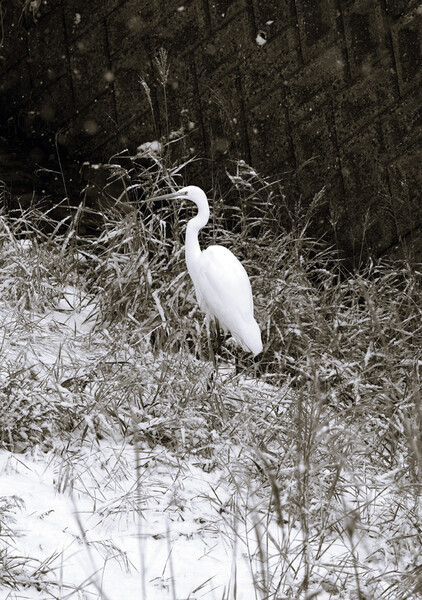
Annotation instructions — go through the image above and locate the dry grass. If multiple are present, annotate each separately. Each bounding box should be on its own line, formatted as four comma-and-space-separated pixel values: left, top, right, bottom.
1, 148, 421, 599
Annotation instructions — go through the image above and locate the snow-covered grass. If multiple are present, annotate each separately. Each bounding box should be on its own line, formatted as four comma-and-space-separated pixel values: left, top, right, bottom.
1, 164, 422, 600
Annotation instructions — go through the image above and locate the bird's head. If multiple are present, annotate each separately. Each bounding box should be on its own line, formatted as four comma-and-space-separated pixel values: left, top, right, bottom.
152, 185, 209, 210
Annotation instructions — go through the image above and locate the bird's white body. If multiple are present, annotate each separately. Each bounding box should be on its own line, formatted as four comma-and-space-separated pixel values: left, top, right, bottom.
188, 245, 262, 355
153, 185, 263, 356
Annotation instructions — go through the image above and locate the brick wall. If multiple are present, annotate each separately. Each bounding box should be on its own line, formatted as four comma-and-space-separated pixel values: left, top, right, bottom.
1, 0, 421, 261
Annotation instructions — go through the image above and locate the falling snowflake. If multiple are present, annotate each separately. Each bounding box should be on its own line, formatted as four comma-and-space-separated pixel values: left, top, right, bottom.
255, 31, 267, 46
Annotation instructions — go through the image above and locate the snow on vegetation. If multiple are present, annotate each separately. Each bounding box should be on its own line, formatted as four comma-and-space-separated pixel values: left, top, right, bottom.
1, 167, 422, 599
1, 445, 263, 599
137, 140, 163, 157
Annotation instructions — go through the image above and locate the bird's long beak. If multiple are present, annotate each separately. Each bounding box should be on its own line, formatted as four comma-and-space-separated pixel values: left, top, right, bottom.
150, 190, 187, 201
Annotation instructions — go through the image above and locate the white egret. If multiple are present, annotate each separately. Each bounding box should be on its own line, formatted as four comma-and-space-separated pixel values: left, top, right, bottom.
152, 185, 263, 356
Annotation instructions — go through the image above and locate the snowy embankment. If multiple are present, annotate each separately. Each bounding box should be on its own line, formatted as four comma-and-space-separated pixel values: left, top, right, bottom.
0, 289, 279, 599
1, 241, 421, 599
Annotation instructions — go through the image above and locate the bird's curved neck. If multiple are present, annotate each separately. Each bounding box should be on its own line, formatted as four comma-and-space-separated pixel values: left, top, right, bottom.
185, 204, 209, 275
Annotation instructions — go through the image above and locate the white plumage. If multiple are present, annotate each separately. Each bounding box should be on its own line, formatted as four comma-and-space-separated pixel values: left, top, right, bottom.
152, 185, 263, 356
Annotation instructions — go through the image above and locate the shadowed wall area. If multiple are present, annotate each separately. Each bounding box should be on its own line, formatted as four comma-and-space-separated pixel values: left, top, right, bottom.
1, 0, 421, 261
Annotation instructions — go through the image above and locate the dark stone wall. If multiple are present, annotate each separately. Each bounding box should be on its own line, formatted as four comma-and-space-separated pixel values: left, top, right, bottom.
1, 0, 421, 261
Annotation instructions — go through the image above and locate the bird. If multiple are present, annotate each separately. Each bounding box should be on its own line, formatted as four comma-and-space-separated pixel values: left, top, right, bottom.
152, 185, 263, 356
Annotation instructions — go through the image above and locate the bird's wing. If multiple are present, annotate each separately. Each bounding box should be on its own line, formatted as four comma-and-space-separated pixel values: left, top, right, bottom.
195, 245, 254, 329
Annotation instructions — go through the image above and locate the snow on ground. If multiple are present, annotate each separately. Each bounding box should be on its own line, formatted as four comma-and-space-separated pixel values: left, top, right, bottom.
1, 440, 391, 600
0, 286, 95, 376
0, 287, 267, 599
1, 444, 262, 599
0, 284, 411, 599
